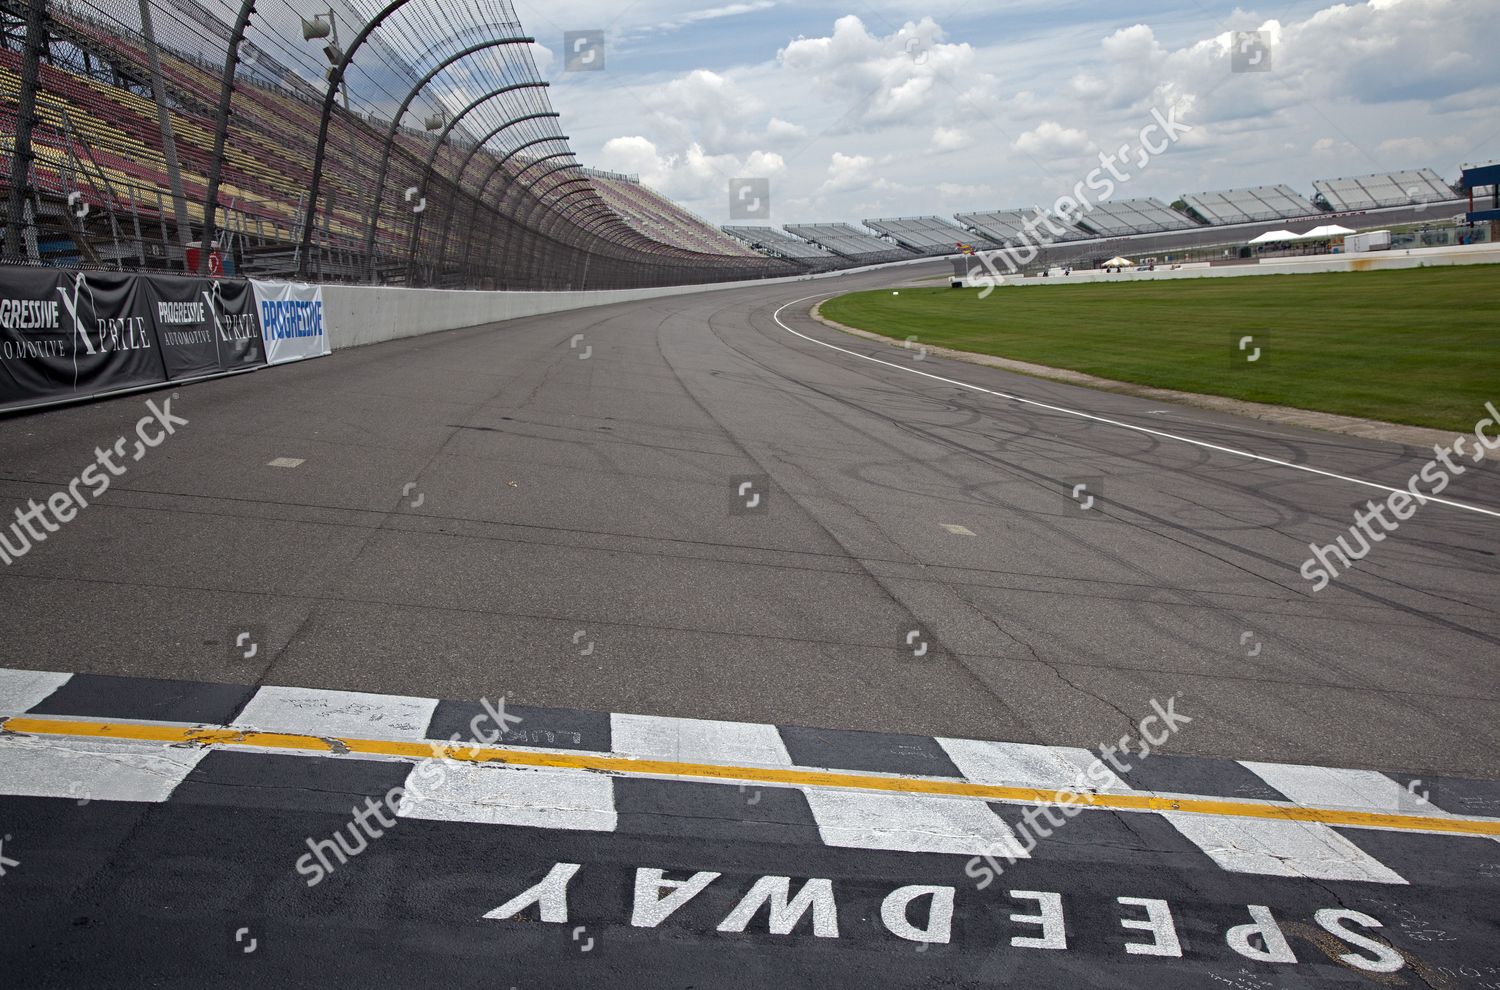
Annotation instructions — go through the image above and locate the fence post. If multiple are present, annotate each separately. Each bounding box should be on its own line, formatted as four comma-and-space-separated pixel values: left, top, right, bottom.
355, 46, 536, 280
199, 0, 257, 273
137, 0, 191, 255
4, 0, 46, 260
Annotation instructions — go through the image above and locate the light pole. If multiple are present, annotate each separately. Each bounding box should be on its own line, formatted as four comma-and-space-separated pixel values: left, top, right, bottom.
301, 10, 350, 116
297, 0, 434, 278
301, 9, 363, 275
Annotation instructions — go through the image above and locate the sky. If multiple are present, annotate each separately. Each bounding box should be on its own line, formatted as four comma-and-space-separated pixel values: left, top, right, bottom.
502, 0, 1500, 226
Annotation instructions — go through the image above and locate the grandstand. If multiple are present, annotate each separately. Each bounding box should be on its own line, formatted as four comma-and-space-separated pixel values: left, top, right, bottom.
587, 170, 757, 258
0, 0, 789, 289
1072, 197, 1196, 236
1313, 168, 1458, 211
864, 216, 989, 255
782, 223, 913, 264
1180, 185, 1315, 225
6, 0, 1477, 294
954, 209, 1088, 246
722, 225, 841, 269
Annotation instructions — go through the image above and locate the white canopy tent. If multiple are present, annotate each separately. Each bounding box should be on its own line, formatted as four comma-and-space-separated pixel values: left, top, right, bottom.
1248, 230, 1299, 244
1102, 256, 1134, 267
1299, 224, 1357, 239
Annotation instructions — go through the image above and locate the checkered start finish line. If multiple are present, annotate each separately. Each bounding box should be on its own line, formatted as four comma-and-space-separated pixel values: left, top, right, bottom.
1, 666, 1498, 888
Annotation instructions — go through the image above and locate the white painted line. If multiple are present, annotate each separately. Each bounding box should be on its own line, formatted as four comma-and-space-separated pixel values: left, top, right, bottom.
0, 733, 207, 803
1242, 761, 1417, 813
0, 669, 70, 714
267, 457, 305, 468
1238, 762, 1500, 848
805, 788, 1030, 856
773, 294, 1500, 520
1163, 812, 1407, 884
938, 737, 1130, 792
939, 523, 976, 536
233, 686, 439, 741
395, 762, 616, 831
611, 713, 792, 767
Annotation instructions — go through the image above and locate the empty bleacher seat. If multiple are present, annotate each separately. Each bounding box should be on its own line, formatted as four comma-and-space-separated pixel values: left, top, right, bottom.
1313, 169, 1458, 211
953, 208, 1087, 244
723, 225, 837, 263
782, 223, 913, 263
864, 216, 987, 254
1071, 198, 1197, 236
1180, 185, 1315, 224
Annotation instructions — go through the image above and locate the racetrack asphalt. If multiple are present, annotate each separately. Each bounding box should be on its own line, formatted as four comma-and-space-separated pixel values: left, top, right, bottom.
1, 260, 1497, 777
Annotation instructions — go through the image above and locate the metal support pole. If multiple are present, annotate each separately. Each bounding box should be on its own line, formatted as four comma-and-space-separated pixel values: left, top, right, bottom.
482, 175, 591, 264
507, 154, 578, 188
199, 0, 257, 273
138, 0, 191, 252
297, 0, 413, 277
472, 179, 601, 286
447, 147, 576, 274
427, 130, 564, 273
508, 183, 601, 271
4, 0, 45, 259
360, 67, 539, 279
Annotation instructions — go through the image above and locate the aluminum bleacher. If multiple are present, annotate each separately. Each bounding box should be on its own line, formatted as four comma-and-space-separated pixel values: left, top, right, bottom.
863, 216, 985, 255
722, 225, 839, 264
1072, 198, 1197, 236
782, 223, 913, 263
4, 9, 473, 255
1313, 168, 1458, 211
6, 4, 765, 280
1180, 185, 1315, 225
588, 171, 757, 257
954, 209, 1087, 245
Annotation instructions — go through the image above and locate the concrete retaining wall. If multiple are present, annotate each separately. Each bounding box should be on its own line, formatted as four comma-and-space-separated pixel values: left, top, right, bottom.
991, 242, 1500, 288
312, 240, 1495, 352
321, 255, 940, 350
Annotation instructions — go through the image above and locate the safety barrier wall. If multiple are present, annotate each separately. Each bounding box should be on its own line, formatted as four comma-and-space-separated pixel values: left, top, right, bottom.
320, 254, 943, 349
0, 256, 945, 411
0, 269, 267, 412
323, 281, 749, 349
986, 242, 1500, 288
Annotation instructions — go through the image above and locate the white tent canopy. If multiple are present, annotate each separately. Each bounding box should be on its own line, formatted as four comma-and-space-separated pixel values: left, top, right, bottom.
1249, 229, 1299, 244
1299, 224, 1357, 238
1102, 256, 1133, 267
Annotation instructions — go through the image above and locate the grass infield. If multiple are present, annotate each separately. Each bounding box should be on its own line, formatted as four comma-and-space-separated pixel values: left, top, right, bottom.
819, 266, 1499, 433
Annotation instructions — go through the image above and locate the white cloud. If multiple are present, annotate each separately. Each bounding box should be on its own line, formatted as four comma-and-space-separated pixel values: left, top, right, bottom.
767, 117, 807, 140
549, 1, 1499, 224
931, 126, 970, 153
641, 1, 779, 34
1014, 121, 1091, 159
529, 42, 554, 76
819, 151, 875, 193
647, 69, 765, 149
598, 135, 786, 203
778, 15, 999, 130
936, 181, 994, 200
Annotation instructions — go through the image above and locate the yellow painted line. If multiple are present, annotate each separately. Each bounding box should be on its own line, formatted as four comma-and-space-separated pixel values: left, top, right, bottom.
6, 715, 1500, 839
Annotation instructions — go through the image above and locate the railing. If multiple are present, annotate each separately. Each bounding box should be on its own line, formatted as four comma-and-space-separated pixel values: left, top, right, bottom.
0, 0, 796, 288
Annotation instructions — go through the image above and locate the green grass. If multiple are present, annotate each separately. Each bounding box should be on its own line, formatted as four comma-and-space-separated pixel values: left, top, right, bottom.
820, 266, 1500, 432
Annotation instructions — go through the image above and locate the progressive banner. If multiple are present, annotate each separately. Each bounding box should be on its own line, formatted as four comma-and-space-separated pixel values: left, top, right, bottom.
0, 268, 167, 412
149, 274, 265, 381
251, 280, 331, 365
